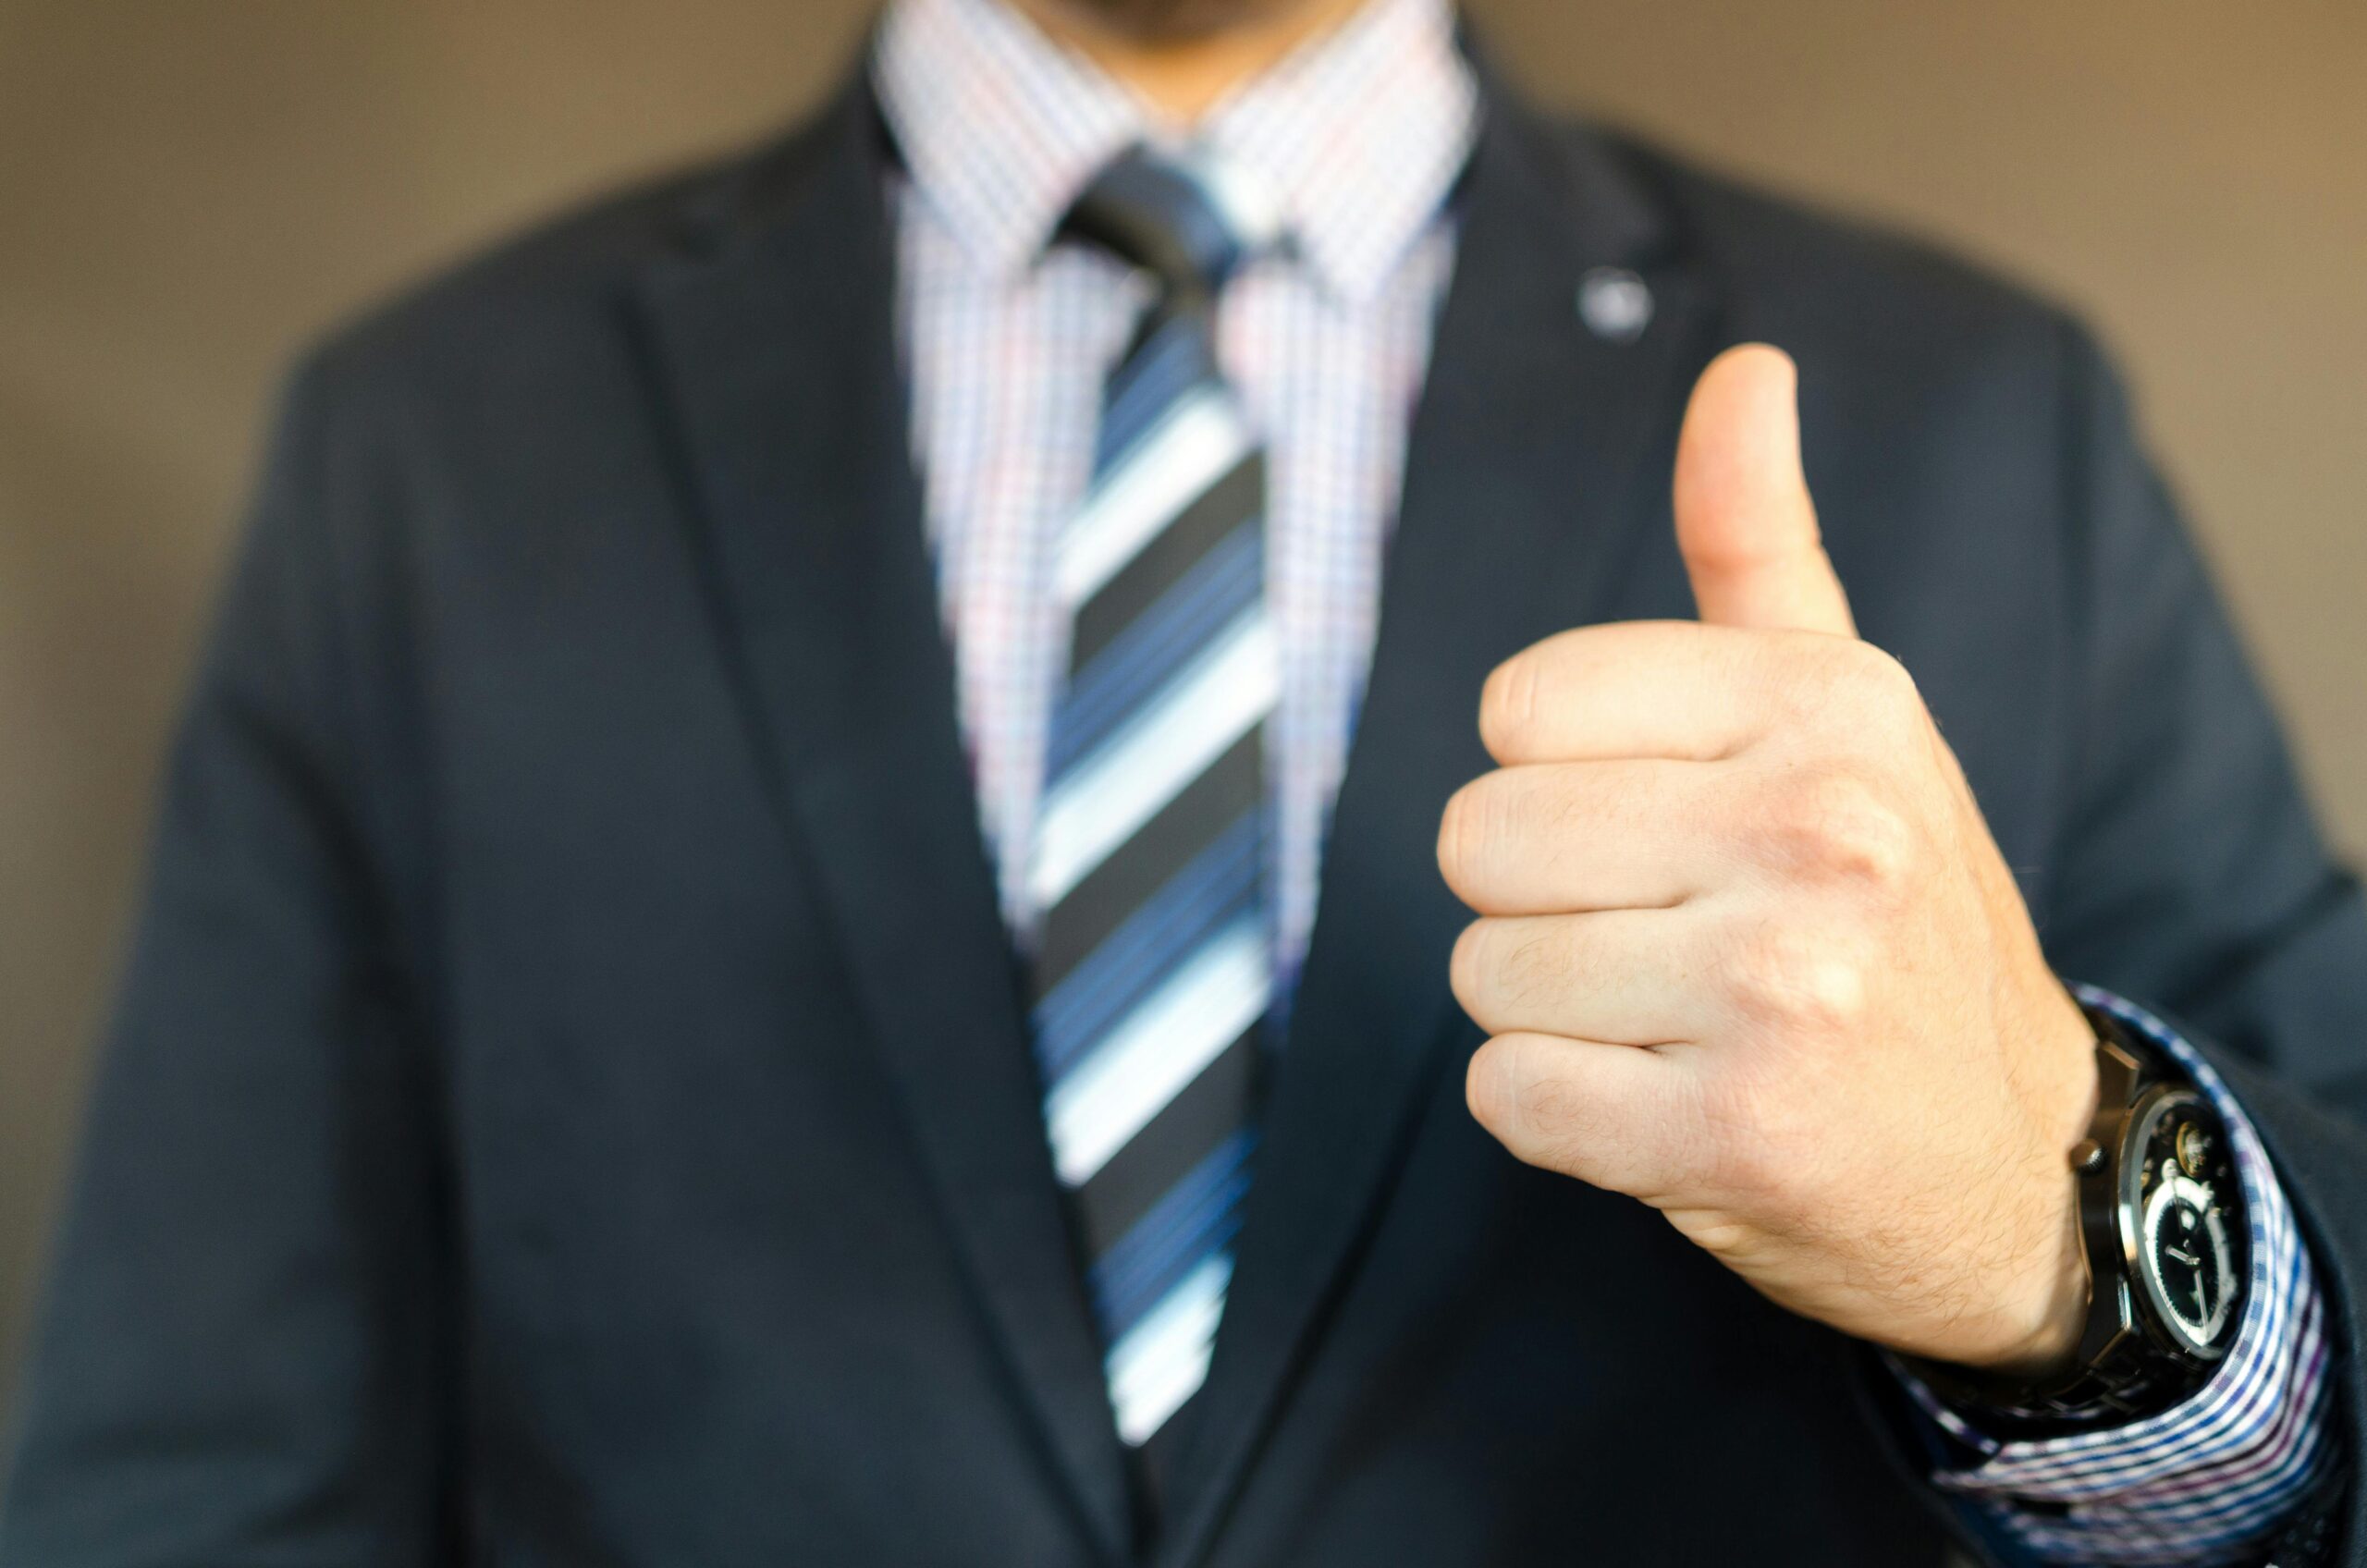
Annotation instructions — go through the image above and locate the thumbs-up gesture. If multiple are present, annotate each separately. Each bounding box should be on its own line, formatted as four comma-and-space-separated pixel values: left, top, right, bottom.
1440, 346, 2102, 1374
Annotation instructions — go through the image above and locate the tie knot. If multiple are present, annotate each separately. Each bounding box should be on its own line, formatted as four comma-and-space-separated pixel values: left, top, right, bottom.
1061, 145, 1269, 300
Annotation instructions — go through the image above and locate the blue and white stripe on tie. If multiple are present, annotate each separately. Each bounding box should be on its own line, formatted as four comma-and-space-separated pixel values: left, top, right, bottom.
1030, 144, 1280, 1449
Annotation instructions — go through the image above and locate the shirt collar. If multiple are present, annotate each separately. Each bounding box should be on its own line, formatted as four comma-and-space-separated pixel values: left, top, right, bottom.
874, 0, 1479, 302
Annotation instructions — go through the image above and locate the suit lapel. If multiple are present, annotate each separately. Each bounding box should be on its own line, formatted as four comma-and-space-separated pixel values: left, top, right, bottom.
632, 83, 1134, 1563
1159, 85, 1721, 1564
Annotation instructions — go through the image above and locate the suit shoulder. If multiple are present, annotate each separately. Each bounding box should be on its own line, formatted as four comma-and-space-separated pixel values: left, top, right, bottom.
294, 97, 841, 401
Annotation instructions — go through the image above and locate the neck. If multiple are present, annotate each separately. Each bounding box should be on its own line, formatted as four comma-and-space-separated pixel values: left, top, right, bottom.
1005, 0, 1369, 121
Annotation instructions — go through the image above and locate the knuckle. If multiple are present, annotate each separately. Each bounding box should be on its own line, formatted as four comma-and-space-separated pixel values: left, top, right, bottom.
1725, 924, 1869, 1035
1513, 1070, 1607, 1173
1479, 651, 1543, 758
1768, 763, 1916, 890
1467, 1035, 1534, 1148
1501, 922, 1571, 999
1512, 1068, 1585, 1144
1441, 771, 1561, 911
1437, 779, 1489, 895
1840, 640, 1923, 721
1468, 1036, 1588, 1172
1449, 920, 1491, 1011
1723, 929, 1797, 1022
1481, 921, 1576, 1023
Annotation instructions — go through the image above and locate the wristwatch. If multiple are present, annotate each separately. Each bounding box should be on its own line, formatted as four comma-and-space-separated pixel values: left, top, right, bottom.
1910, 1002, 2249, 1435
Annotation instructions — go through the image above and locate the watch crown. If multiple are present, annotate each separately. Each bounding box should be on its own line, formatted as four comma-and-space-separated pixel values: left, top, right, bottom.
2069, 1138, 2107, 1175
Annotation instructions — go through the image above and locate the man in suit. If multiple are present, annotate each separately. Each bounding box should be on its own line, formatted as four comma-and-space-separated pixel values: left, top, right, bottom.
5, 0, 2362, 1561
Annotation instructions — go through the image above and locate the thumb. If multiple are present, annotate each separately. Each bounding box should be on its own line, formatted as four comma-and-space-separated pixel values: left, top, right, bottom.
1672, 344, 1856, 636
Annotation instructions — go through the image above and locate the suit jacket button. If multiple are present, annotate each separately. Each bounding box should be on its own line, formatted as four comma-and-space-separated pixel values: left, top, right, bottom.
1578, 267, 1653, 341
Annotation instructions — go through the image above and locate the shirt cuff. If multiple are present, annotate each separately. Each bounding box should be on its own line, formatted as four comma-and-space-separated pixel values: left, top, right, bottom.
1885, 987, 2338, 1566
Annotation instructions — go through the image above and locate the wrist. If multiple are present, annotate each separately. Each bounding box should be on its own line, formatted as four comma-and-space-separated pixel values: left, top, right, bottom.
1906, 1003, 2250, 1432
1953, 1172, 2091, 1379
1948, 986, 2102, 1376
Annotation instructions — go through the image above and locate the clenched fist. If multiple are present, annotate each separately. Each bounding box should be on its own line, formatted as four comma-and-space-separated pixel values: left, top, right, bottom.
1440, 345, 2102, 1376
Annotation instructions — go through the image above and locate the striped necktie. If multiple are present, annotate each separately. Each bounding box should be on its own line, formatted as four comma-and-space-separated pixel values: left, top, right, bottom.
1029, 146, 1277, 1453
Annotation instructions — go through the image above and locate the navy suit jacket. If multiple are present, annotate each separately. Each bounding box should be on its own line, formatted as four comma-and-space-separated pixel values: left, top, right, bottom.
6, 59, 2365, 1568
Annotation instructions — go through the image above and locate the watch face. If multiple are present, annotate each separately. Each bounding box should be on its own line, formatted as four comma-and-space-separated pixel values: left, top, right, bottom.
2124, 1087, 2245, 1359
2142, 1172, 2238, 1350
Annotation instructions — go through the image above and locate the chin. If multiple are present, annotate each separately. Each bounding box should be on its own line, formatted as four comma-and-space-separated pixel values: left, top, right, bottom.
1061, 0, 1309, 43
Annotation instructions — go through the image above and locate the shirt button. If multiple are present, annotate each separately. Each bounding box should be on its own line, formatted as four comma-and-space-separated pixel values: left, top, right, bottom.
1578, 267, 1653, 342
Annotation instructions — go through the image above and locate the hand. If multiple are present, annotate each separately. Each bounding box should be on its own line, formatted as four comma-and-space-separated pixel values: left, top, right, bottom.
1438, 345, 2101, 1375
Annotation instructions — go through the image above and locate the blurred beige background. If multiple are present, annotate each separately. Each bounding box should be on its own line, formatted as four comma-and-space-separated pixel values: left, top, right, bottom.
1, 0, 2361, 1419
